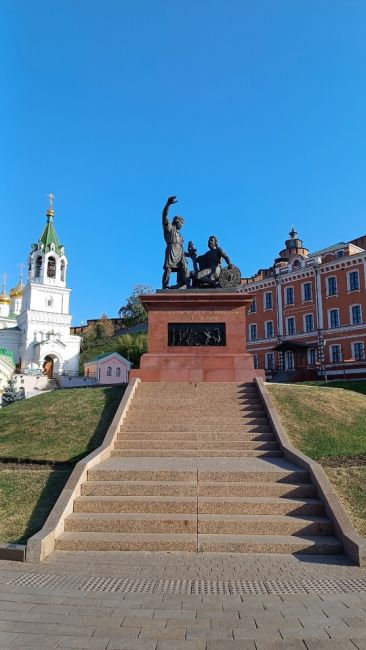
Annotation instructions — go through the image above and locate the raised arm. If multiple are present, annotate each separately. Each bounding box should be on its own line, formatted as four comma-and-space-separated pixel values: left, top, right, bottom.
162, 195, 177, 228
220, 248, 233, 268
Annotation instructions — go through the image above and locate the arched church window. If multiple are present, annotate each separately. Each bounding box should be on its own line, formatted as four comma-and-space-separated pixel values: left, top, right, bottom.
61, 260, 65, 281
107, 366, 112, 377
35, 256, 42, 278
116, 367, 121, 377
47, 257, 56, 278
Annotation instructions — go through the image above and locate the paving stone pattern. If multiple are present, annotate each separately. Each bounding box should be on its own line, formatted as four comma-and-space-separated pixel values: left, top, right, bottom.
0, 551, 366, 648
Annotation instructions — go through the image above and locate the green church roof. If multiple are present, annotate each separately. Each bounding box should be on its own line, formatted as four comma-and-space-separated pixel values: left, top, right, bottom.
38, 209, 63, 254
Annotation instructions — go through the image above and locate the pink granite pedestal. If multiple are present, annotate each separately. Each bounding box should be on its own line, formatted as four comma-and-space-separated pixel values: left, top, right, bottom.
130, 290, 264, 383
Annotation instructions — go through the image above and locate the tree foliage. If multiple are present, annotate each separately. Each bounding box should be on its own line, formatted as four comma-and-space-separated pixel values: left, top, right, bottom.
118, 284, 153, 326
1, 376, 24, 407
81, 314, 115, 350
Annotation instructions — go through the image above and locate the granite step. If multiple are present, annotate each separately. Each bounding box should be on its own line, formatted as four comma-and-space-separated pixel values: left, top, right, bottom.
56, 531, 197, 552
121, 424, 273, 433
82, 480, 198, 497
74, 495, 197, 514
198, 481, 317, 498
65, 512, 197, 533
198, 497, 324, 516
118, 431, 276, 441
74, 495, 324, 517
110, 449, 282, 458
123, 417, 269, 425
198, 514, 333, 536
197, 534, 342, 555
114, 440, 279, 451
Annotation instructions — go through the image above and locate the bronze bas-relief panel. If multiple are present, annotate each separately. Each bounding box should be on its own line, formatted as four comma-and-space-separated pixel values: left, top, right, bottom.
168, 323, 226, 347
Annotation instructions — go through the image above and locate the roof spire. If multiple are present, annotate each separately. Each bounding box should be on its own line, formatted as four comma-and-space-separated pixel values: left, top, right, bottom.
46, 193, 55, 221
289, 225, 297, 239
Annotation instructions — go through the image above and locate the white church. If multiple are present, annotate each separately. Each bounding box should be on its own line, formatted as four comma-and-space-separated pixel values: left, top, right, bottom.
0, 197, 81, 389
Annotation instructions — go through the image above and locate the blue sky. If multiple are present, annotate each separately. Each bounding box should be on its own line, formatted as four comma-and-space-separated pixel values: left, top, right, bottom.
1, 0, 366, 324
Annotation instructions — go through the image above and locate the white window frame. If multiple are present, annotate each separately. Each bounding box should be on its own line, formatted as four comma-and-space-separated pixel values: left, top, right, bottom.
265, 352, 275, 370
249, 323, 257, 341
285, 351, 295, 370
249, 298, 257, 313
347, 269, 360, 292
308, 348, 317, 365
285, 286, 295, 305
330, 344, 342, 364
352, 341, 365, 361
303, 313, 314, 333
326, 275, 338, 297
301, 281, 312, 302
328, 308, 340, 329
350, 304, 362, 326
265, 320, 274, 339
286, 316, 296, 335
263, 291, 273, 310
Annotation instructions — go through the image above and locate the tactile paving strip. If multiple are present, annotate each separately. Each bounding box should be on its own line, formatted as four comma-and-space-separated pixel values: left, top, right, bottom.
9, 572, 366, 595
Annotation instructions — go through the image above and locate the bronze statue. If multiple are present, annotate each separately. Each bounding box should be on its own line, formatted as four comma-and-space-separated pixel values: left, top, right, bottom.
162, 196, 189, 289
189, 236, 240, 288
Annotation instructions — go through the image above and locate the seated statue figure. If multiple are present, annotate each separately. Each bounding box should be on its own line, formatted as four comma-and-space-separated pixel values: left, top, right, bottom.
189, 236, 233, 288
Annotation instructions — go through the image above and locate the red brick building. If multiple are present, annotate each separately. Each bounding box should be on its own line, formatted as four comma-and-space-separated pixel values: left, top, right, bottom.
240, 229, 366, 381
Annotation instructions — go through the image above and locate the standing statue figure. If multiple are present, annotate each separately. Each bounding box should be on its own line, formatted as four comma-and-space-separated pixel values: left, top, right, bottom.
162, 196, 189, 289
189, 235, 234, 287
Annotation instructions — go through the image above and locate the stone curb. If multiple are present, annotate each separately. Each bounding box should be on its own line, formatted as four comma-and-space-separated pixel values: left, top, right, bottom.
26, 378, 141, 563
0, 543, 26, 562
255, 377, 366, 566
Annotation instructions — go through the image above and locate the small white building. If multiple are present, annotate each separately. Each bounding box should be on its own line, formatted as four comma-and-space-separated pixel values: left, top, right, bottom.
0, 198, 81, 379
84, 352, 131, 384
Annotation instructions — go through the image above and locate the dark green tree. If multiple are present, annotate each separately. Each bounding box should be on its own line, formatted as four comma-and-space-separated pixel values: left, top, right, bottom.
118, 284, 153, 326
1, 376, 23, 406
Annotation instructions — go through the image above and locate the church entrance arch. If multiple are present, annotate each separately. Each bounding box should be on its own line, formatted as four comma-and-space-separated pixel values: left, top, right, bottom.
43, 356, 54, 378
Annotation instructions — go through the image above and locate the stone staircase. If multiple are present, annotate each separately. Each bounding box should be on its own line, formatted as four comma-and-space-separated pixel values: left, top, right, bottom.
55, 382, 342, 555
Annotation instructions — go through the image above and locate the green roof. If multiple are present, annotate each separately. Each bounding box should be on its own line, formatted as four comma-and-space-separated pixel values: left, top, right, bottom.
38, 211, 63, 254
0, 348, 15, 367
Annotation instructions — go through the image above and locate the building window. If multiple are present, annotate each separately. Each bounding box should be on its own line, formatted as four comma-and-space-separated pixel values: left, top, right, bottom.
353, 342, 365, 361
249, 324, 257, 341
327, 276, 337, 296
348, 270, 360, 292
249, 298, 256, 313
304, 314, 314, 333
303, 282, 312, 301
265, 321, 274, 338
61, 260, 66, 282
265, 353, 275, 370
35, 256, 42, 278
336, 250, 345, 258
107, 366, 112, 377
351, 305, 362, 325
330, 345, 342, 363
285, 287, 294, 305
116, 367, 121, 377
308, 348, 317, 365
285, 351, 295, 370
46, 297, 53, 308
264, 292, 273, 310
329, 309, 340, 328
286, 317, 296, 335
253, 354, 259, 369
47, 256, 56, 279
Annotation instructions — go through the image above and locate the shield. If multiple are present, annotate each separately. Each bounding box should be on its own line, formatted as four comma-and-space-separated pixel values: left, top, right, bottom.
218, 265, 241, 288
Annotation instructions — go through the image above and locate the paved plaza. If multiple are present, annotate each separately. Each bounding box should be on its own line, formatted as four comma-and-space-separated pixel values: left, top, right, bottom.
0, 551, 365, 648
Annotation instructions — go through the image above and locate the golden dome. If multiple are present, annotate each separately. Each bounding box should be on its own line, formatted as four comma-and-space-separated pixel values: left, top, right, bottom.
10, 279, 24, 299
0, 290, 11, 305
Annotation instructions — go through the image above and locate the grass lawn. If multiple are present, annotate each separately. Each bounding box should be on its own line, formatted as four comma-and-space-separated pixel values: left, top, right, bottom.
0, 468, 71, 543
0, 385, 125, 463
0, 385, 125, 544
268, 383, 366, 460
303, 380, 366, 396
268, 383, 366, 536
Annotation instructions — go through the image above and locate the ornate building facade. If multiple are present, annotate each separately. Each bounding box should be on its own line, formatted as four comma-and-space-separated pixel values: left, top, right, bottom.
0, 198, 80, 382
240, 229, 366, 380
